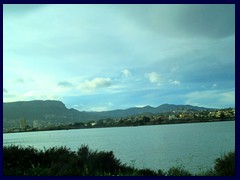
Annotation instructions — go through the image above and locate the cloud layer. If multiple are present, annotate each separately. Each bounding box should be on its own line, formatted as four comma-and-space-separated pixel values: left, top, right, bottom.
3, 4, 235, 111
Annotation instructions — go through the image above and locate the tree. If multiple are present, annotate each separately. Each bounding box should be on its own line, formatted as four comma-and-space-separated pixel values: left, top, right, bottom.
142, 116, 150, 123
220, 112, 225, 120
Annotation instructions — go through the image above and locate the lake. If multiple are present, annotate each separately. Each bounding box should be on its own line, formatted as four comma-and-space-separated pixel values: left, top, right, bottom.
3, 121, 235, 173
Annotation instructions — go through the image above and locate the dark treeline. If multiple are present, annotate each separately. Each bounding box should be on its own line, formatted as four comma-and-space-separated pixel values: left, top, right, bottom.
3, 145, 235, 176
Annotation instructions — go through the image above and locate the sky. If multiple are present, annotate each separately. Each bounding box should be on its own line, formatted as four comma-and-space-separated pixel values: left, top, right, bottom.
3, 4, 235, 111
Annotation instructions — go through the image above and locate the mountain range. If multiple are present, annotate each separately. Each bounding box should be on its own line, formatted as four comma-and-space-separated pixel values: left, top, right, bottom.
3, 100, 212, 125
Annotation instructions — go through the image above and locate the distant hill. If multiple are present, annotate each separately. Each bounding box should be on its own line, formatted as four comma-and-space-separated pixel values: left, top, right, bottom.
99, 104, 209, 118
3, 100, 91, 123
3, 100, 213, 129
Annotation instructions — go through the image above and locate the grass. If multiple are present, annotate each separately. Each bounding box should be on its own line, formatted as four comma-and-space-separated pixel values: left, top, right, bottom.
3, 145, 235, 176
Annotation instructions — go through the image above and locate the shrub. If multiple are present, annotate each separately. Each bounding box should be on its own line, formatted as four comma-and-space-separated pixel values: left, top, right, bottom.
157, 169, 165, 176
3, 145, 42, 175
166, 167, 192, 176
137, 168, 158, 176
214, 151, 235, 176
77, 145, 122, 175
3, 145, 235, 176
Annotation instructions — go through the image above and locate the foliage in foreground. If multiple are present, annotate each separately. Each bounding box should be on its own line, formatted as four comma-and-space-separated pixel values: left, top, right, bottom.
214, 151, 235, 176
3, 145, 235, 176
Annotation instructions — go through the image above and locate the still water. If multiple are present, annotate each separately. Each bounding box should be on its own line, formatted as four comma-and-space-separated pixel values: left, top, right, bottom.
3, 121, 235, 173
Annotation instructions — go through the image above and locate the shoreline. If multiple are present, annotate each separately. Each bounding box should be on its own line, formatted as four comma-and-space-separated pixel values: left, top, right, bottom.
3, 118, 235, 134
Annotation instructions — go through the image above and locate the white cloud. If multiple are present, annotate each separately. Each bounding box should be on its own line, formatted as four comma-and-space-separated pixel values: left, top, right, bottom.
211, 83, 217, 89
23, 90, 61, 100
82, 77, 112, 91
219, 91, 235, 105
184, 90, 235, 108
107, 102, 113, 106
122, 69, 131, 77
147, 72, 162, 86
135, 104, 148, 108
3, 89, 61, 102
148, 72, 159, 83
170, 80, 181, 85
89, 106, 108, 112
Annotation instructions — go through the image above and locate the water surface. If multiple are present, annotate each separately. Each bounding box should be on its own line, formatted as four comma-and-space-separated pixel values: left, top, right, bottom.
3, 121, 235, 173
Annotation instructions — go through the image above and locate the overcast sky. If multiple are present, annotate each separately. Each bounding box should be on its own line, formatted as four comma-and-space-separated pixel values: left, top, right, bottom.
3, 4, 235, 111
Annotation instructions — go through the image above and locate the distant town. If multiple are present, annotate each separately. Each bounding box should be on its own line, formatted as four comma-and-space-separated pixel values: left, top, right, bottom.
4, 107, 235, 133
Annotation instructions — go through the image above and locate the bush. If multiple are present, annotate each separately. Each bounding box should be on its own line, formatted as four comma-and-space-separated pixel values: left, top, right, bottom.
4, 145, 42, 175
214, 151, 235, 176
77, 145, 122, 175
166, 167, 192, 176
157, 169, 165, 176
3, 145, 235, 176
137, 168, 158, 176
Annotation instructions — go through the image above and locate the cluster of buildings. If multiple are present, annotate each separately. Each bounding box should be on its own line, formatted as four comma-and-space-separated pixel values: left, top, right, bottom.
96, 108, 235, 127
3, 108, 235, 133
119, 107, 234, 120
4, 119, 46, 133
167, 108, 235, 120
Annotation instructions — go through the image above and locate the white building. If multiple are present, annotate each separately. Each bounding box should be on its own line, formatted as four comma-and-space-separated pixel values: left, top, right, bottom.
33, 120, 39, 128
20, 118, 26, 130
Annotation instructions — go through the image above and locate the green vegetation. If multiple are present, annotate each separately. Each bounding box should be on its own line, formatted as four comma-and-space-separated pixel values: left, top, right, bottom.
4, 100, 235, 133
214, 151, 235, 176
3, 145, 235, 176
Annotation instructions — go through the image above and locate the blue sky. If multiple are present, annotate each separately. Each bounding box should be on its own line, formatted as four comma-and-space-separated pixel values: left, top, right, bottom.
3, 4, 235, 111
